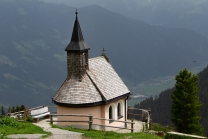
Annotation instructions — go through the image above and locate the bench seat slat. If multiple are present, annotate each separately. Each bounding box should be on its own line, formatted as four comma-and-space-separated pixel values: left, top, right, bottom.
32, 112, 50, 118
30, 107, 50, 122
31, 107, 49, 116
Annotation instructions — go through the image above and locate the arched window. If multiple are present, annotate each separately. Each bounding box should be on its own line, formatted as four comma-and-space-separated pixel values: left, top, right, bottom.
108, 104, 115, 123
117, 100, 124, 119
109, 106, 112, 119
117, 103, 121, 118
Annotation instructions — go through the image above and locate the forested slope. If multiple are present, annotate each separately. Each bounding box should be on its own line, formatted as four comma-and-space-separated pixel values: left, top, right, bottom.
134, 66, 208, 136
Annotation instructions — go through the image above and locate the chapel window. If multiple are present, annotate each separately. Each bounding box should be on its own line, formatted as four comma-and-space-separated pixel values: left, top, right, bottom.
117, 103, 121, 119
109, 105, 113, 123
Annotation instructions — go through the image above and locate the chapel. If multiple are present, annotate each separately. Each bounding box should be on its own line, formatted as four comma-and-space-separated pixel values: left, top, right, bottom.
52, 11, 130, 129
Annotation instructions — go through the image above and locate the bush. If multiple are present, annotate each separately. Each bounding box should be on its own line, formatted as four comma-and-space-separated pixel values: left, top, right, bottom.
0, 116, 22, 128
26, 116, 34, 122
0, 131, 6, 138
152, 123, 175, 133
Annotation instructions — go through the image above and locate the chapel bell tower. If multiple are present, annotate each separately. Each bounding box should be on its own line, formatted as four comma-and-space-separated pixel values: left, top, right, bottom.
65, 11, 90, 80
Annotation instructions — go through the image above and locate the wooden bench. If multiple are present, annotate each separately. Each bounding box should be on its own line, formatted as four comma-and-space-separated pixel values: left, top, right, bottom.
30, 106, 50, 122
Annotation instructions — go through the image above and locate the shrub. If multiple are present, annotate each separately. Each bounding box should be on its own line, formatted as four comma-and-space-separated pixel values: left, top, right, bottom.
0, 131, 6, 138
26, 116, 34, 122
0, 116, 22, 128
152, 123, 175, 133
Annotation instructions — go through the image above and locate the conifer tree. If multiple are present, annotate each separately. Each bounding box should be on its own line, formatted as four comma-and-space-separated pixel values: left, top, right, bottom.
1, 106, 5, 116
15, 105, 20, 112
171, 68, 203, 135
7, 107, 11, 113
20, 105, 25, 111
11, 106, 15, 113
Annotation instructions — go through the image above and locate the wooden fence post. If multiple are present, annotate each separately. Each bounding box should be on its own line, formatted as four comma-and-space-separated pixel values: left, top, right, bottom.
17, 114, 20, 120
131, 119, 134, 133
89, 114, 93, 130
24, 106, 27, 122
143, 122, 145, 132
127, 106, 130, 119
148, 108, 152, 130
50, 115, 53, 125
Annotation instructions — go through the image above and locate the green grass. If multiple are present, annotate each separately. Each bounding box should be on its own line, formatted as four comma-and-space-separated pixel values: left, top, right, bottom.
152, 123, 175, 133
51, 124, 162, 139
0, 116, 51, 138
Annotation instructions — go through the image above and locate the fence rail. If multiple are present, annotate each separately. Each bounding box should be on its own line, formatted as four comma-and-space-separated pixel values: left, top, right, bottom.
48, 114, 135, 132
127, 106, 152, 130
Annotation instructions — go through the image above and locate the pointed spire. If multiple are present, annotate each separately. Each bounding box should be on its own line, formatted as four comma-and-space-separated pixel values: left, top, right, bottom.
65, 10, 90, 52
71, 9, 84, 42
101, 48, 110, 62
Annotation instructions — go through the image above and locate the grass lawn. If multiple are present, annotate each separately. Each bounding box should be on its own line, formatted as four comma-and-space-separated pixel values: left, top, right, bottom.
52, 124, 162, 139
0, 116, 51, 138
152, 123, 175, 133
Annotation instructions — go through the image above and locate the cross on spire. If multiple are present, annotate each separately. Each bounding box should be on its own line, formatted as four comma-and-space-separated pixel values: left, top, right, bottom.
102, 48, 106, 53
75, 8, 78, 15
101, 48, 110, 63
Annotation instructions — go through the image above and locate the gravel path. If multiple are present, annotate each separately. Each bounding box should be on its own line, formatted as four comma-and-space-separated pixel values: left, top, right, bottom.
34, 119, 84, 139
7, 119, 84, 139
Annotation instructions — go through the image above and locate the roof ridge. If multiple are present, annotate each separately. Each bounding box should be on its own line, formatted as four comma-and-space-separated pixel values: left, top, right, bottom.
86, 71, 107, 102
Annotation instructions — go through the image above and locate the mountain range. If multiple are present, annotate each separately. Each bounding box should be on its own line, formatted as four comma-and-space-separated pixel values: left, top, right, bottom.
1, 0, 208, 107
42, 0, 208, 38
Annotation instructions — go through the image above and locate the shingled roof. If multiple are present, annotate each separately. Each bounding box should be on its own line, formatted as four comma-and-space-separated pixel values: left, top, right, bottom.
52, 56, 130, 107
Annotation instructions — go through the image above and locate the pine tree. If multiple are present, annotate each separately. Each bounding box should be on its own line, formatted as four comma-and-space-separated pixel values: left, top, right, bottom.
171, 68, 203, 135
7, 107, 11, 113
15, 105, 20, 112
20, 105, 25, 111
11, 106, 15, 113
1, 105, 5, 116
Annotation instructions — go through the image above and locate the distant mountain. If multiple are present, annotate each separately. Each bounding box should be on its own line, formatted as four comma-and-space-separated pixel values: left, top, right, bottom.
42, 0, 208, 38
1, 0, 208, 107
134, 66, 208, 136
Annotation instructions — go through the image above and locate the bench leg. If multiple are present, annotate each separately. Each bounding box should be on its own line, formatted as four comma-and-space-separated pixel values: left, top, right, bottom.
45, 115, 50, 119
33, 118, 38, 123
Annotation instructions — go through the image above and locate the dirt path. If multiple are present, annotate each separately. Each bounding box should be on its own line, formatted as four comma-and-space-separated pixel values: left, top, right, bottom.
34, 119, 84, 139
7, 119, 85, 139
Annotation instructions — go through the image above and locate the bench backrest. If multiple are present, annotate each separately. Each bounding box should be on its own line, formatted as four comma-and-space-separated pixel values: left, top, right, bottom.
31, 107, 48, 116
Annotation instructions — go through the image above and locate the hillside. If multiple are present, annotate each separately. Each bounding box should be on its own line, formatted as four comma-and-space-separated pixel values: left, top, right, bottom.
42, 0, 208, 38
134, 66, 208, 136
1, 0, 208, 107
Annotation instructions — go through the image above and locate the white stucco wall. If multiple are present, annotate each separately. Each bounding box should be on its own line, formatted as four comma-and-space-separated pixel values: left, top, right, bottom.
56, 97, 127, 130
